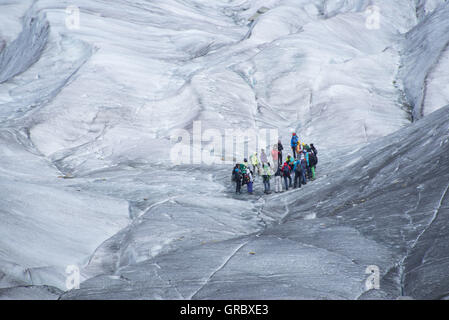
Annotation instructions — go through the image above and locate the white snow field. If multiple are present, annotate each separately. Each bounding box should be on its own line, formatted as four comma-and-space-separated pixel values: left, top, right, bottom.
0, 0, 448, 299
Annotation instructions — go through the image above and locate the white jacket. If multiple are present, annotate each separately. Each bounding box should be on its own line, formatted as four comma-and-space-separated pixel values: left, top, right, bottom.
260, 151, 268, 164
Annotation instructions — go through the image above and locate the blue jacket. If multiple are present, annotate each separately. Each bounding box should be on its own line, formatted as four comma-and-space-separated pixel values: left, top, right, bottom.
291, 135, 298, 147
293, 160, 301, 172
234, 168, 242, 179
303, 151, 309, 166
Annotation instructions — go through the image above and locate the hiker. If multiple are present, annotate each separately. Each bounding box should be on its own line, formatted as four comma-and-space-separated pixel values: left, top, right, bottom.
232, 164, 243, 194
310, 143, 318, 156
232, 164, 238, 182
286, 155, 294, 187
287, 154, 295, 168
300, 158, 308, 185
296, 141, 303, 156
271, 144, 278, 167
310, 145, 318, 165
308, 151, 317, 180
281, 161, 292, 191
291, 133, 299, 159
293, 159, 303, 189
243, 158, 250, 171
285, 154, 293, 166
304, 151, 312, 179
260, 149, 268, 166
262, 163, 273, 194
240, 162, 247, 175
250, 152, 259, 174
278, 140, 284, 166
240, 163, 248, 187
247, 169, 254, 194
274, 164, 283, 193
296, 149, 303, 161
303, 150, 309, 167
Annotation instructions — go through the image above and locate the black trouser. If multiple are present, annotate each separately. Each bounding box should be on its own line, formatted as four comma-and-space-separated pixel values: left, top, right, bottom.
235, 180, 241, 193
294, 172, 301, 188
292, 147, 297, 159
283, 176, 290, 190
307, 166, 312, 179
278, 151, 283, 166
300, 169, 307, 185
284, 174, 292, 188
263, 178, 270, 193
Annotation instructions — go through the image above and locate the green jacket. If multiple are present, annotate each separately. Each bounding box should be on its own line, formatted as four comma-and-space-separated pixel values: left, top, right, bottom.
250, 154, 259, 166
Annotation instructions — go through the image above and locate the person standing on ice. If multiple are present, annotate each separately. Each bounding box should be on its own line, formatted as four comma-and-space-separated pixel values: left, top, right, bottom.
293, 158, 303, 189
304, 143, 311, 152
247, 169, 254, 194
281, 161, 292, 191
308, 151, 317, 181
291, 133, 299, 159
262, 163, 273, 194
239, 163, 248, 188
239, 162, 247, 175
274, 164, 283, 193
277, 140, 284, 166
250, 152, 259, 174
309, 143, 318, 180
310, 144, 318, 156
233, 164, 243, 194
260, 148, 268, 165
271, 144, 278, 167
303, 150, 312, 179
303, 150, 309, 166
300, 158, 308, 185
243, 158, 250, 171
287, 154, 295, 168
296, 139, 303, 156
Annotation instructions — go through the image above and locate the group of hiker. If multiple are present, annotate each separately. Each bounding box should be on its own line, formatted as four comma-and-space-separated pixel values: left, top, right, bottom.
231, 133, 318, 195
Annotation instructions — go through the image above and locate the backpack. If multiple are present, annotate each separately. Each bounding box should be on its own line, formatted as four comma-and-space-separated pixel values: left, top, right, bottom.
295, 162, 302, 173
243, 173, 250, 185
282, 165, 290, 176
233, 169, 242, 182
309, 153, 317, 166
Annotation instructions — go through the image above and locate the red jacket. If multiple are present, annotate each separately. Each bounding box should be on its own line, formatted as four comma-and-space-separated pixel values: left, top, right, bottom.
281, 163, 291, 176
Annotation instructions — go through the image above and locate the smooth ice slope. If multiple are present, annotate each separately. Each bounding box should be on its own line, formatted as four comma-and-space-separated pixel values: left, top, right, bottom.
0, 128, 130, 290
400, 2, 449, 119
